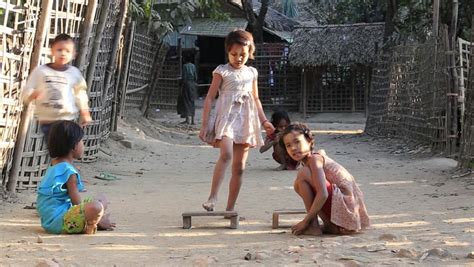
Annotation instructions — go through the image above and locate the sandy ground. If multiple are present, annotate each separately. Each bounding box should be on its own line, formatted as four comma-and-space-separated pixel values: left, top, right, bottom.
1, 108, 473, 266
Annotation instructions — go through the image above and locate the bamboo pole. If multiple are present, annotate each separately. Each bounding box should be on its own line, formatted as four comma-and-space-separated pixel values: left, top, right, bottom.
75, 0, 98, 72
7, 0, 53, 192
100, 0, 128, 132
85, 0, 110, 92
365, 67, 371, 117
351, 66, 356, 112
302, 68, 307, 120
112, 19, 130, 131
142, 44, 162, 118
118, 21, 135, 119
448, 0, 459, 155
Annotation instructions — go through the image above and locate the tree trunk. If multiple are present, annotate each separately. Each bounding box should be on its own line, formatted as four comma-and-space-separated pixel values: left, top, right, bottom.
254, 0, 269, 43
384, 0, 397, 42
433, 0, 440, 37
242, 0, 269, 43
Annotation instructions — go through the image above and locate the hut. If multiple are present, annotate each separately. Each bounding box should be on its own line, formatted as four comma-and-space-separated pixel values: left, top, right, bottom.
179, 0, 300, 88
290, 23, 384, 113
150, 0, 302, 111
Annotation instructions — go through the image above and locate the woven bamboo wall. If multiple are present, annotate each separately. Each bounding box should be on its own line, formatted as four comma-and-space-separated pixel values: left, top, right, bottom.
305, 66, 368, 112
459, 42, 473, 170
149, 53, 181, 110
0, 0, 38, 186
366, 39, 450, 152
82, 0, 121, 162
16, 0, 90, 190
124, 31, 157, 112
250, 43, 301, 111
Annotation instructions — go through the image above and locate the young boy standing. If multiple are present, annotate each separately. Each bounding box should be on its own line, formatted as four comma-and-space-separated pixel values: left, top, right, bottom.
23, 33, 92, 138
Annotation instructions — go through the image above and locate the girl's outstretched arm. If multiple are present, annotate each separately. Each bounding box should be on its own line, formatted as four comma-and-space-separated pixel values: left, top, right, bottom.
292, 155, 328, 235
259, 138, 275, 153
66, 174, 82, 205
199, 73, 222, 142
252, 80, 275, 135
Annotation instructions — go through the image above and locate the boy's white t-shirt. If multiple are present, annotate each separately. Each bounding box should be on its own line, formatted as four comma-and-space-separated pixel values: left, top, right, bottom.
23, 64, 89, 121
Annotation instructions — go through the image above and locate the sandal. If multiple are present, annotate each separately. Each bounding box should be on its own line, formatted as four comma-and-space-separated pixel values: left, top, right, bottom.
94, 172, 120, 181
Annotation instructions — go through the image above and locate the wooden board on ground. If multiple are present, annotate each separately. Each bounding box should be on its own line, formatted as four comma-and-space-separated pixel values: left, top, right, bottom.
272, 209, 306, 229
182, 211, 239, 229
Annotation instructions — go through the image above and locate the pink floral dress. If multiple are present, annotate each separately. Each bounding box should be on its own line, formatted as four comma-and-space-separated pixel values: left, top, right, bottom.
206, 64, 264, 147
317, 150, 370, 231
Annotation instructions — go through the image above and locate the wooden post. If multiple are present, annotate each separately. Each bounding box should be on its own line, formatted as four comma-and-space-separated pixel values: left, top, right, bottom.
302, 68, 307, 120
448, 0, 459, 155
351, 66, 356, 112
319, 67, 323, 112
119, 21, 136, 118
433, 0, 440, 37
365, 67, 371, 117
7, 0, 53, 192
85, 0, 110, 92
75, 0, 98, 72
101, 0, 128, 132
142, 43, 163, 118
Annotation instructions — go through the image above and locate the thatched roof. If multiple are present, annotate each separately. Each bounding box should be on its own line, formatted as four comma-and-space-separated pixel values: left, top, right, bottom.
229, 0, 300, 32
290, 23, 385, 67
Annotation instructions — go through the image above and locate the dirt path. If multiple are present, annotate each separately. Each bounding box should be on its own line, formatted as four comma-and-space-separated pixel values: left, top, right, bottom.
1, 112, 473, 266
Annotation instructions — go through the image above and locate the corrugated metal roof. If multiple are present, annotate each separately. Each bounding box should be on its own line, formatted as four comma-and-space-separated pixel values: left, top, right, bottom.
180, 18, 248, 37
263, 27, 293, 43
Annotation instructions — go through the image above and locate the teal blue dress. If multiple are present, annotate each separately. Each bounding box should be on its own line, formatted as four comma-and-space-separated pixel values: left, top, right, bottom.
36, 162, 84, 234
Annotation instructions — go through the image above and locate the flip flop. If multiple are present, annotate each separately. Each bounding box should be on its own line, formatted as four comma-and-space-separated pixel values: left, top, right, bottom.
23, 202, 37, 210
94, 172, 120, 181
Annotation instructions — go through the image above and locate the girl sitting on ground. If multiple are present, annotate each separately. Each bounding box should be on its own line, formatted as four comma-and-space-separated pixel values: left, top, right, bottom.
37, 120, 115, 234
280, 123, 370, 235
260, 110, 299, 170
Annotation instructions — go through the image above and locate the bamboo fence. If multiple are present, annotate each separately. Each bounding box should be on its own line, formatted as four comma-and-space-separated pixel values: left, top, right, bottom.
365, 37, 452, 153
0, 0, 39, 186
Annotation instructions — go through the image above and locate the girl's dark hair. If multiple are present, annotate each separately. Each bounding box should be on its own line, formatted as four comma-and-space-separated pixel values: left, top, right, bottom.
271, 110, 291, 128
225, 29, 255, 60
48, 120, 84, 158
279, 123, 314, 151
51, 33, 74, 46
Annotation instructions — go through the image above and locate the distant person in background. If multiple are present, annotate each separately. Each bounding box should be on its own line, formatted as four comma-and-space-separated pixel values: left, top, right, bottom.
177, 53, 198, 125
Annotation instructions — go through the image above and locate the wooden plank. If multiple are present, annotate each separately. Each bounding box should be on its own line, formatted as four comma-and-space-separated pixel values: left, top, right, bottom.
273, 209, 306, 215
272, 209, 306, 229
182, 211, 239, 229
182, 211, 238, 217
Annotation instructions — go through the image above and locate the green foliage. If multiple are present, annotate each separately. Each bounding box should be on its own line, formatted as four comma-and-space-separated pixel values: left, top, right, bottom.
129, 0, 229, 37
308, 0, 473, 42
195, 0, 230, 20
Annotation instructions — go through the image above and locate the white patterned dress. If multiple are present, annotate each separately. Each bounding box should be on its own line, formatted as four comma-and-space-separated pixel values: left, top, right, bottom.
206, 64, 264, 147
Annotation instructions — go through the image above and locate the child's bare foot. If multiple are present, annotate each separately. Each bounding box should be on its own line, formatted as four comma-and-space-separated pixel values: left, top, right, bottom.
322, 223, 354, 235
302, 224, 323, 236
202, 199, 216, 211
84, 223, 98, 234
223, 209, 234, 219
98, 213, 116, 231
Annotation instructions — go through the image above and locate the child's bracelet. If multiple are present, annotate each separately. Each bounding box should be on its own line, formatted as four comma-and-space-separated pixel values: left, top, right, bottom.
261, 119, 268, 126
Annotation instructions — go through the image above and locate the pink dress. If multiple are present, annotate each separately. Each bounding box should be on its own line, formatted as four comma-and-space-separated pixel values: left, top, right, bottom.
317, 150, 370, 231
207, 64, 264, 147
